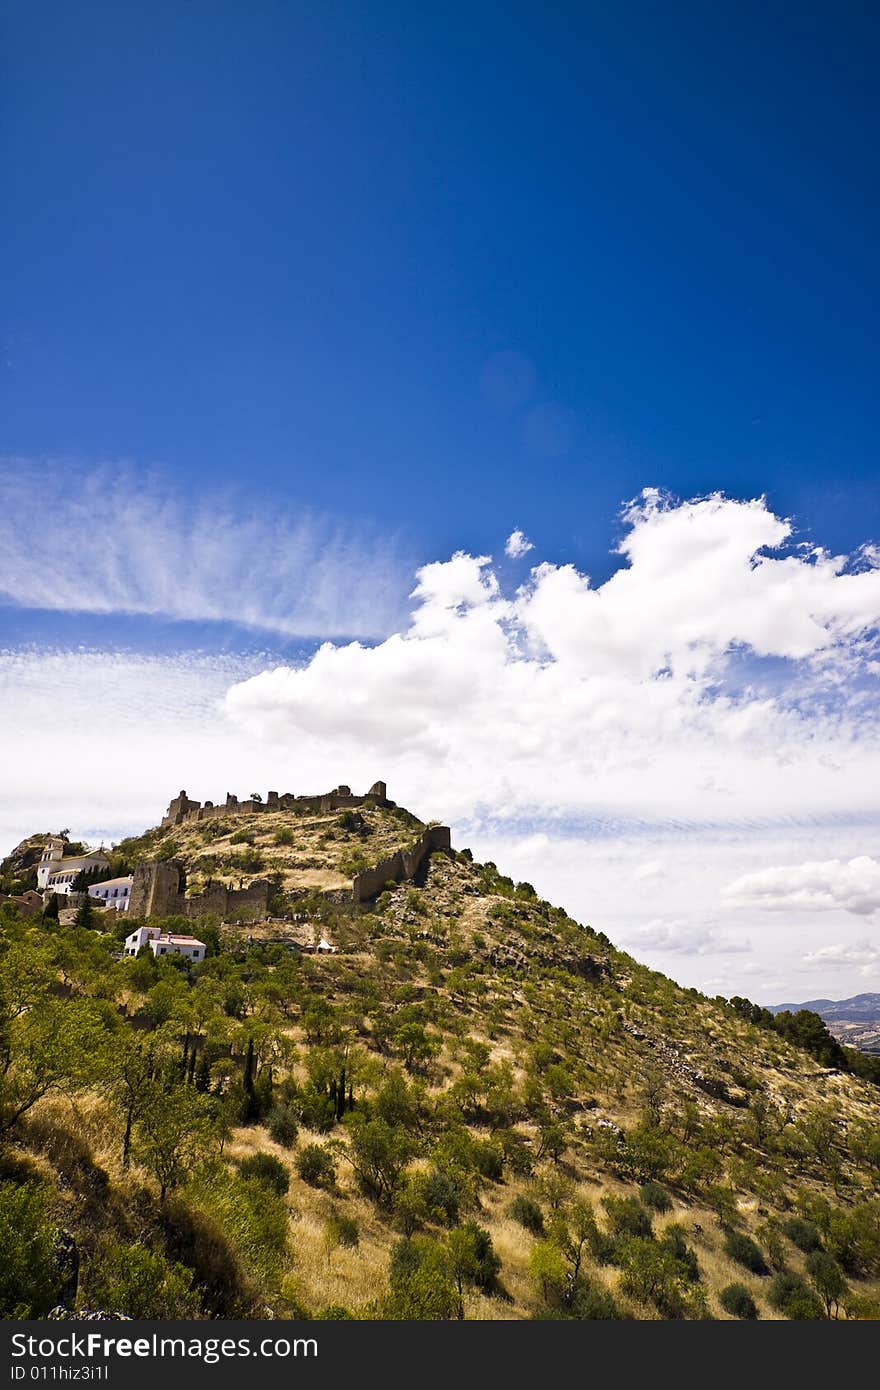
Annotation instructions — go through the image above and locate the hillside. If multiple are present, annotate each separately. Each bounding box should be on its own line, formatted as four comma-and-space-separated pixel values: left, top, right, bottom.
2, 795, 880, 1323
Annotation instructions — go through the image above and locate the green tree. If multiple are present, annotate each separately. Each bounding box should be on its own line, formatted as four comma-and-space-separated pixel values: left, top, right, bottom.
134, 1082, 216, 1200
446, 1224, 500, 1316
73, 895, 96, 929
345, 1116, 417, 1204
552, 1201, 600, 1290
392, 1022, 439, 1073
528, 1239, 567, 1306
104, 1035, 157, 1169
806, 1249, 848, 1319
0, 993, 104, 1137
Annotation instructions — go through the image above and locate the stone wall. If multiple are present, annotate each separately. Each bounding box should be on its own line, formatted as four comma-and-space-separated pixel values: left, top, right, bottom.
0, 890, 45, 919
351, 824, 452, 903
161, 781, 391, 829
129, 860, 271, 922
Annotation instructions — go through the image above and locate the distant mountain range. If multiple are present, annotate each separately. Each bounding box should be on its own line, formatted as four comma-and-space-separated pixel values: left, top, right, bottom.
769, 992, 880, 1022
769, 993, 880, 1056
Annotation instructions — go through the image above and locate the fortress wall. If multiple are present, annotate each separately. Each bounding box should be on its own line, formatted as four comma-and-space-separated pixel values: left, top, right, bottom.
161, 786, 392, 831
222, 879, 271, 919
352, 824, 451, 903
129, 861, 270, 922
129, 860, 183, 916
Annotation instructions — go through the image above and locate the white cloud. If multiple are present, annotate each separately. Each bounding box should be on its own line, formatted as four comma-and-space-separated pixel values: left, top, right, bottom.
619, 918, 752, 957
803, 941, 880, 978
0, 460, 409, 638
634, 859, 667, 882
0, 649, 278, 851
224, 490, 880, 826
504, 529, 534, 560
724, 856, 880, 916
4, 487, 880, 1002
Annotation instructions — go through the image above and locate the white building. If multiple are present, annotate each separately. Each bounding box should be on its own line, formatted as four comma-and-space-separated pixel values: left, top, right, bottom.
88, 875, 133, 911
124, 925, 206, 962
39, 838, 111, 895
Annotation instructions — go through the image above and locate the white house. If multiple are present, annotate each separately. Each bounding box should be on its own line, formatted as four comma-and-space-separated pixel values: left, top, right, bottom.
38, 838, 110, 893
88, 875, 133, 911
124, 924, 206, 962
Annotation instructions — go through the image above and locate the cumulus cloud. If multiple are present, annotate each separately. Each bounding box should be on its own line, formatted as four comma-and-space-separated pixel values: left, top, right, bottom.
224, 490, 880, 826
0, 460, 409, 638
4, 486, 880, 1000
504, 529, 534, 560
724, 856, 880, 916
619, 918, 752, 956
803, 941, 880, 977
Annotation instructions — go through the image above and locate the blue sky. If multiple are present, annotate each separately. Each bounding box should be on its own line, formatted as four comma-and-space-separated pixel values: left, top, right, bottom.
4, 0, 879, 566
2, 2, 880, 999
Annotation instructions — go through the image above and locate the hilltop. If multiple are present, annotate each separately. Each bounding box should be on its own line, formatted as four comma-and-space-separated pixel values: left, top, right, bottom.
1, 789, 879, 1322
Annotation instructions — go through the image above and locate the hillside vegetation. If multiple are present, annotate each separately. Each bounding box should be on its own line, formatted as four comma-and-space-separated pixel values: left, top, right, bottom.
2, 802, 880, 1322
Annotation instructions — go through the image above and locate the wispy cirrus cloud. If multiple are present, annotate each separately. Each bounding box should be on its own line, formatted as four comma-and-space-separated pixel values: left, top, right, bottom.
0, 460, 410, 639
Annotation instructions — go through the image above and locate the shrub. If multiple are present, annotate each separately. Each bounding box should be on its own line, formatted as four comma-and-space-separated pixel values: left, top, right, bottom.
639, 1182, 672, 1213
509, 1194, 545, 1236
448, 1222, 501, 1298
384, 1237, 459, 1320
267, 1106, 299, 1148
274, 829, 295, 847
602, 1195, 653, 1239
529, 1238, 568, 1305
659, 1224, 699, 1281
325, 1209, 360, 1250
618, 1236, 689, 1317
723, 1229, 768, 1274
239, 1153, 290, 1196
421, 1168, 463, 1227
472, 1140, 504, 1181
782, 1216, 822, 1253
568, 1279, 624, 1319
315, 1304, 354, 1319
180, 1161, 290, 1302
296, 1144, 337, 1188
719, 1282, 759, 1319
768, 1271, 824, 1319
0, 1181, 62, 1317
80, 1239, 200, 1318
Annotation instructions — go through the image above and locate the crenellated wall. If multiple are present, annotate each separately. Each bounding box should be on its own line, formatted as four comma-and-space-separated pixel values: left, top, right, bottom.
161, 781, 391, 829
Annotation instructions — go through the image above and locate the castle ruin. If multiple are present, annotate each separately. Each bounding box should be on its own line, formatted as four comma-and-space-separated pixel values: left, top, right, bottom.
129, 781, 451, 920
161, 780, 391, 829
